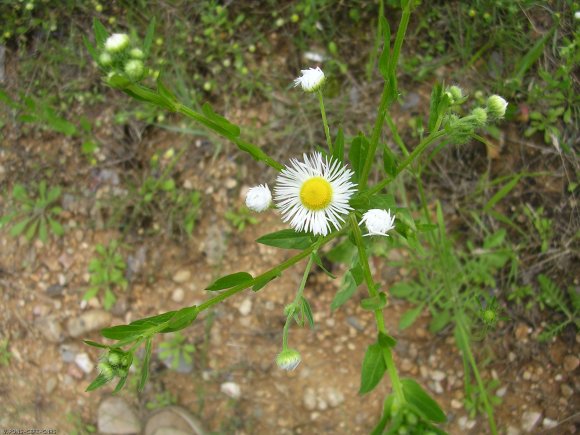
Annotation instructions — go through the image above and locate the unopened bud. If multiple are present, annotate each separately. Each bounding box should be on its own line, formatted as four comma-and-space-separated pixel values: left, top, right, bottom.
98, 362, 115, 380
487, 95, 508, 119
98, 52, 113, 67
276, 348, 301, 371
125, 59, 144, 81
130, 48, 144, 59
105, 33, 130, 53
471, 107, 488, 127
447, 85, 463, 103
107, 351, 122, 366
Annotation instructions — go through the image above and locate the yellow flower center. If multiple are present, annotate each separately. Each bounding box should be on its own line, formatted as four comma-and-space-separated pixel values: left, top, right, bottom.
300, 177, 333, 211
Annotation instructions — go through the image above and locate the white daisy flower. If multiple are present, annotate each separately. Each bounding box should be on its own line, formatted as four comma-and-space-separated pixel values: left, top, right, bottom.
360, 209, 396, 237
245, 184, 272, 212
274, 152, 356, 236
293, 67, 325, 93
276, 348, 301, 371
105, 33, 130, 53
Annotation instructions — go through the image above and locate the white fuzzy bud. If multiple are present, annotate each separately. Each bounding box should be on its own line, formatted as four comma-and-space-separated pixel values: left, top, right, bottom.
293, 67, 325, 93
105, 33, 130, 53
360, 209, 396, 237
486, 95, 508, 119
245, 184, 272, 212
276, 348, 301, 371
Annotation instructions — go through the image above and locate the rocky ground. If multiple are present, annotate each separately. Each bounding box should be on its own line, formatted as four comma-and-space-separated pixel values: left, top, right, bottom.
0, 137, 579, 434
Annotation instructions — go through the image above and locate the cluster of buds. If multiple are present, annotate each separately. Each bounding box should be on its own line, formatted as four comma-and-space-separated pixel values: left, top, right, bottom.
445, 92, 508, 144
97, 349, 132, 381
98, 33, 146, 83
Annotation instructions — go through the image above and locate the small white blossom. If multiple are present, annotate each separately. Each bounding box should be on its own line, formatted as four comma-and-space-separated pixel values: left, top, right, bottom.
293, 67, 325, 93
245, 184, 272, 212
360, 209, 396, 237
124, 59, 144, 81
105, 33, 130, 53
276, 348, 301, 371
575, 11, 580, 20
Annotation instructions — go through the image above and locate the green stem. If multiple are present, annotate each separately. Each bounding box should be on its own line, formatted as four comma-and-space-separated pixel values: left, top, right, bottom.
282, 253, 316, 349
384, 113, 409, 156
318, 90, 333, 154
349, 215, 405, 404
389, 2, 412, 78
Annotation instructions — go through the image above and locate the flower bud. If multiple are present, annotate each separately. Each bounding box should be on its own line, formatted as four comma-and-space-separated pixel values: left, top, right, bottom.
246, 184, 272, 212
125, 59, 144, 81
486, 95, 508, 119
121, 355, 131, 367
293, 67, 325, 93
130, 48, 144, 59
105, 33, 130, 53
116, 368, 128, 378
98, 52, 113, 68
107, 351, 122, 366
447, 85, 463, 104
471, 107, 488, 127
98, 362, 115, 381
276, 348, 301, 371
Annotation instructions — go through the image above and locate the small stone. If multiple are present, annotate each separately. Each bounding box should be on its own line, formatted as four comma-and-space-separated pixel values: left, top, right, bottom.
560, 384, 574, 398
238, 298, 252, 316
521, 410, 542, 432
458, 416, 476, 430
508, 352, 517, 362
496, 386, 508, 397
59, 344, 79, 363
74, 353, 94, 374
173, 269, 191, 284
431, 370, 446, 381
36, 316, 64, 343
316, 398, 328, 411
224, 178, 237, 189
220, 382, 241, 399
542, 418, 557, 429
45, 377, 58, 394
303, 388, 316, 411
171, 288, 185, 303
523, 371, 532, 381
98, 397, 141, 434
563, 355, 579, 372
515, 322, 530, 340
67, 310, 112, 337
451, 399, 462, 409
326, 387, 344, 408
46, 284, 65, 297
507, 426, 521, 435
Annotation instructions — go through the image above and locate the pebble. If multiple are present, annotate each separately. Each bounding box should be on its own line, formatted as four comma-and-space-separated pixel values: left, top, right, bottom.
220, 382, 241, 399
521, 410, 542, 432
458, 416, 476, 430
326, 387, 344, 408
59, 343, 79, 363
563, 355, 579, 372
67, 309, 112, 337
46, 284, 65, 297
224, 177, 237, 189
451, 399, 462, 409
171, 288, 185, 303
74, 353, 94, 374
173, 269, 191, 284
98, 397, 142, 434
515, 323, 530, 340
45, 377, 58, 394
303, 388, 317, 411
496, 386, 508, 397
238, 298, 252, 316
431, 370, 446, 381
542, 418, 557, 429
506, 427, 521, 435
560, 384, 573, 398
36, 316, 65, 343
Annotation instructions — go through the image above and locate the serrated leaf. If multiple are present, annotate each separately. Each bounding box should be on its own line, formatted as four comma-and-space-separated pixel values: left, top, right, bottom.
399, 304, 424, 330
359, 343, 386, 394
206, 272, 253, 291
256, 229, 312, 250
402, 378, 446, 423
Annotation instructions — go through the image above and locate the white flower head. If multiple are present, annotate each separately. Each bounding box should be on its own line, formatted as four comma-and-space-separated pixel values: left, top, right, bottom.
246, 184, 272, 212
274, 152, 356, 236
105, 33, 130, 53
124, 59, 144, 81
575, 11, 580, 20
360, 209, 396, 237
293, 67, 325, 93
486, 95, 508, 119
276, 348, 301, 371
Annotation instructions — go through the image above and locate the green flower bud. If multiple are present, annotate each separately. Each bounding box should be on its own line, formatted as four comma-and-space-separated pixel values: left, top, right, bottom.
482, 309, 496, 325
487, 95, 508, 119
116, 368, 128, 378
98, 362, 115, 381
471, 107, 488, 127
105, 33, 130, 53
98, 52, 113, 68
129, 48, 144, 59
447, 85, 463, 104
276, 348, 301, 371
107, 351, 122, 366
125, 59, 144, 81
121, 355, 131, 367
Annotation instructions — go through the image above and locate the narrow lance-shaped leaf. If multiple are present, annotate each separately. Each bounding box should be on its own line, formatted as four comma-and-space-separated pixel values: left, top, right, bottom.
256, 229, 312, 250
93, 18, 108, 47
359, 342, 386, 394
139, 337, 152, 391
143, 17, 156, 56
401, 378, 447, 423
206, 272, 253, 291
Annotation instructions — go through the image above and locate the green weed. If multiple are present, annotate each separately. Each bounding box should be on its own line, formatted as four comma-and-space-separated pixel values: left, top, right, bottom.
159, 331, 195, 371
85, 240, 128, 310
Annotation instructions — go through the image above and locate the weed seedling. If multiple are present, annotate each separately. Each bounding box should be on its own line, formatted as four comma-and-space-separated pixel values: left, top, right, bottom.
85, 240, 128, 310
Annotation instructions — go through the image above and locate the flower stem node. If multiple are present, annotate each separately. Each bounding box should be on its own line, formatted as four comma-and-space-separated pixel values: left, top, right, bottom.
283, 303, 297, 317
360, 209, 396, 237
129, 48, 145, 59
245, 184, 272, 212
276, 348, 302, 371
293, 67, 325, 93
486, 95, 508, 119
105, 33, 130, 53
125, 59, 144, 81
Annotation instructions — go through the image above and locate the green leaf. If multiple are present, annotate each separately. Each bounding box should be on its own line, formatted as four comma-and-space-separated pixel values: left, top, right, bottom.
402, 378, 447, 423
383, 146, 398, 178
399, 304, 424, 330
484, 175, 522, 212
112, 374, 128, 394
157, 78, 177, 104
361, 292, 387, 311
139, 338, 152, 391
201, 102, 241, 138
429, 310, 451, 334
378, 331, 397, 349
378, 15, 391, 80
312, 253, 336, 279
371, 395, 395, 435
103, 288, 117, 311
85, 373, 110, 392
83, 34, 100, 62
512, 28, 554, 83
325, 239, 356, 263
47, 187, 61, 203
10, 218, 30, 237
92, 18, 109, 48
12, 184, 28, 202
38, 219, 48, 243
25, 219, 39, 240
369, 194, 396, 211
101, 324, 147, 341
256, 229, 312, 250
143, 17, 156, 56
206, 272, 253, 291
301, 296, 315, 329
252, 273, 280, 292
349, 134, 370, 181
49, 217, 64, 237
332, 128, 345, 162
331, 271, 358, 311
359, 343, 386, 394
161, 306, 198, 332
